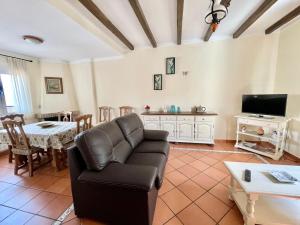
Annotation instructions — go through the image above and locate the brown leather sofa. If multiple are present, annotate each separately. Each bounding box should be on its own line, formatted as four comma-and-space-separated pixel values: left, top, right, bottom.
68, 113, 169, 225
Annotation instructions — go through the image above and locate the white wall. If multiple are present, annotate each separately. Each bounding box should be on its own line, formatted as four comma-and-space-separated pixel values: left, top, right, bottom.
40, 61, 78, 114
274, 20, 300, 158
69, 61, 98, 123
71, 34, 280, 140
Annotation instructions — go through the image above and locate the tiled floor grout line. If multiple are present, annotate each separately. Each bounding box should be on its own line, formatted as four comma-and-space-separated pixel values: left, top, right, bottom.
0, 178, 72, 198
0, 148, 275, 225
256, 154, 270, 164
0, 203, 63, 224
160, 149, 266, 225
53, 204, 74, 225
0, 181, 73, 224
172, 147, 253, 154
161, 153, 234, 224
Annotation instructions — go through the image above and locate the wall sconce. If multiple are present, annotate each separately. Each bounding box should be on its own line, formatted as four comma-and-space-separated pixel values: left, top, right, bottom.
182, 71, 189, 76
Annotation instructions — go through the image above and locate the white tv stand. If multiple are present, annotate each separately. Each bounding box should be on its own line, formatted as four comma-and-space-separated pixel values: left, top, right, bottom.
235, 115, 290, 160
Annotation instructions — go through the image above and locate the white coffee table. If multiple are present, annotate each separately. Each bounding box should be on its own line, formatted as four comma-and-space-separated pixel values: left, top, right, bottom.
224, 162, 300, 225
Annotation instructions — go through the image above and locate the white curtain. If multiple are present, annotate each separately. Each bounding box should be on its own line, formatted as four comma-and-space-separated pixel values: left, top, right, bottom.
5, 57, 33, 117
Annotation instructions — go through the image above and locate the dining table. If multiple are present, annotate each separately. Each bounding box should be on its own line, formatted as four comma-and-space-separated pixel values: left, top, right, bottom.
0, 121, 77, 171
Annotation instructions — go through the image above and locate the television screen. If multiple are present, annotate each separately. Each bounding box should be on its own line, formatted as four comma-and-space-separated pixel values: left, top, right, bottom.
242, 94, 287, 117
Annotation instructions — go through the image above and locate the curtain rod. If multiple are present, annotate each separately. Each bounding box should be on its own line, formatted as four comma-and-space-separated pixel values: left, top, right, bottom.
0, 53, 33, 63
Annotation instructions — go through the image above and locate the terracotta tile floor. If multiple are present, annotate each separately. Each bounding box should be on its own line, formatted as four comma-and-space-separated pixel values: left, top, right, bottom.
0, 141, 299, 225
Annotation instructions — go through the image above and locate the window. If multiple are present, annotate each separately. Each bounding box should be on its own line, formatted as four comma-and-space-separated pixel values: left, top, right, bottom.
0, 74, 17, 114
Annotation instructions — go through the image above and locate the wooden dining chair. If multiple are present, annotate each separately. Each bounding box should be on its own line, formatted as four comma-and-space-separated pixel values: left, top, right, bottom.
2, 119, 47, 177
0, 114, 25, 163
1, 114, 25, 125
119, 106, 134, 117
75, 114, 93, 134
99, 106, 113, 122
58, 111, 73, 122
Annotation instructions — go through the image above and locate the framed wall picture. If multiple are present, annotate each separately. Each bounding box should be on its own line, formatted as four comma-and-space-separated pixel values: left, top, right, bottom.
153, 74, 162, 90
166, 57, 175, 74
45, 77, 63, 94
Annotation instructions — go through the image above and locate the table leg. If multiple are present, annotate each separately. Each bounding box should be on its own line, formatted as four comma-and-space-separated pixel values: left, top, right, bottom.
244, 193, 258, 225
51, 148, 59, 171
8, 145, 13, 163
228, 175, 236, 201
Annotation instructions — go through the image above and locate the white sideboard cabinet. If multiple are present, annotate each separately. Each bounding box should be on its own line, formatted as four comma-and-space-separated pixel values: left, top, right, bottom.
141, 112, 217, 144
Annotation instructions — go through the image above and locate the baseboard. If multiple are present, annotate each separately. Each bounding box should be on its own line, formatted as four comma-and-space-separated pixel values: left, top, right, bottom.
283, 151, 300, 163
215, 139, 236, 144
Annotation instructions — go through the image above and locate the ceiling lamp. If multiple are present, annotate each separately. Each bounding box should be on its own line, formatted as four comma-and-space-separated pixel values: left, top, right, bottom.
205, 0, 228, 32
23, 35, 44, 45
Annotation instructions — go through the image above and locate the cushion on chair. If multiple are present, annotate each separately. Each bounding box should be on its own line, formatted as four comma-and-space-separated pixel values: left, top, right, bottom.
134, 141, 170, 156
75, 127, 113, 171
126, 152, 167, 188
97, 121, 133, 163
115, 113, 144, 149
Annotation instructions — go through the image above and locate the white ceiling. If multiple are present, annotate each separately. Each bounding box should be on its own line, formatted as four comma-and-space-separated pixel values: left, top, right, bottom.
0, 0, 120, 61
0, 0, 300, 61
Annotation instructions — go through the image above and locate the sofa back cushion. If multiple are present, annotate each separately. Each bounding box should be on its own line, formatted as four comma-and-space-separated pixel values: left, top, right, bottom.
115, 113, 144, 148
97, 121, 132, 163
75, 127, 113, 171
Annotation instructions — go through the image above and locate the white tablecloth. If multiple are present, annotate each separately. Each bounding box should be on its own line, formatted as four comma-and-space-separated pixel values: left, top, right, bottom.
0, 122, 77, 150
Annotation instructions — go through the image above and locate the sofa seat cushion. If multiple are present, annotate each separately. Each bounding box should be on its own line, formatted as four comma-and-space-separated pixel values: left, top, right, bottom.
134, 141, 169, 156
78, 163, 157, 191
126, 153, 167, 188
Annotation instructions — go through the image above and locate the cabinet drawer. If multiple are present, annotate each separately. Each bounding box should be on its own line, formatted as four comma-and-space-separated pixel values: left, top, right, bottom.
160, 116, 176, 121
195, 116, 214, 122
143, 116, 159, 121
176, 116, 194, 122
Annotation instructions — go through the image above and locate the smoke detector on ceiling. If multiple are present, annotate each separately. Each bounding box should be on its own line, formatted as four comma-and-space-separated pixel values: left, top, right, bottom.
23, 35, 44, 45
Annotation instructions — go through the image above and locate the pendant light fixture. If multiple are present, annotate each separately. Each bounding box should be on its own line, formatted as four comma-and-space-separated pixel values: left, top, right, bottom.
205, 0, 228, 32
23, 35, 44, 45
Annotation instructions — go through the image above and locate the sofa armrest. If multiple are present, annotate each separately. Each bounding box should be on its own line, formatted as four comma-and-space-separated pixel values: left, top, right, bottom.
78, 163, 157, 191
144, 129, 169, 141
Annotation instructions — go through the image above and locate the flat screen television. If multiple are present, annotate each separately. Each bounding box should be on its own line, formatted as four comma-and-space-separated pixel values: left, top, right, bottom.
242, 94, 288, 117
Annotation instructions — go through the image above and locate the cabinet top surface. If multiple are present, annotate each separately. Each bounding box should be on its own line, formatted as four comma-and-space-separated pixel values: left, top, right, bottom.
141, 111, 218, 116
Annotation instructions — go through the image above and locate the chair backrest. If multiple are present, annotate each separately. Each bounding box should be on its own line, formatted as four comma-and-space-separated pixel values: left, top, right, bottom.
99, 106, 112, 122
0, 114, 25, 125
75, 114, 93, 134
2, 119, 30, 150
119, 106, 133, 117
58, 111, 73, 122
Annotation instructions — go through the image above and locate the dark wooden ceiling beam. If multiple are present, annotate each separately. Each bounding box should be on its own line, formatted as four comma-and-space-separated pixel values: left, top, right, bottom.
203, 0, 231, 42
265, 5, 300, 34
177, 0, 184, 45
233, 0, 277, 39
129, 0, 157, 48
78, 0, 134, 50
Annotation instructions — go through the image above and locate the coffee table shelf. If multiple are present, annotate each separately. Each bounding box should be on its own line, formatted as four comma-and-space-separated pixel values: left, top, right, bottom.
224, 162, 300, 225
232, 191, 300, 225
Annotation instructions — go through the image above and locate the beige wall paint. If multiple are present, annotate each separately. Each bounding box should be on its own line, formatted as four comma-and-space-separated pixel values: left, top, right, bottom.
71, 34, 280, 140
40, 61, 78, 114
274, 20, 300, 158
69, 61, 97, 123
